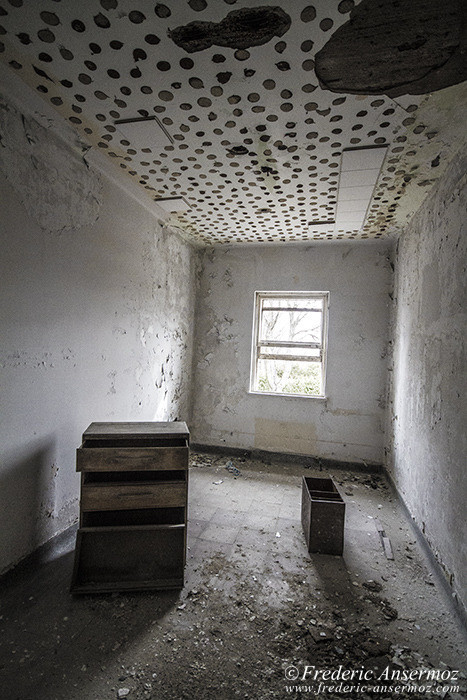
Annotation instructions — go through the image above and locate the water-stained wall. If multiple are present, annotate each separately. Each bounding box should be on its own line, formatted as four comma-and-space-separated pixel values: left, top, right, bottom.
0, 93, 196, 574
191, 241, 392, 464
386, 145, 467, 611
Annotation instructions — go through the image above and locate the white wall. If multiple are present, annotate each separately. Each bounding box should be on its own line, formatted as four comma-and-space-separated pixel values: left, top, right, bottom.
386, 146, 467, 611
0, 92, 196, 574
191, 241, 392, 464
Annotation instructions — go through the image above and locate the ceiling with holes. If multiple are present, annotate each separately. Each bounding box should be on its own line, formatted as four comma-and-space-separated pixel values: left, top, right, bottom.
0, 0, 466, 246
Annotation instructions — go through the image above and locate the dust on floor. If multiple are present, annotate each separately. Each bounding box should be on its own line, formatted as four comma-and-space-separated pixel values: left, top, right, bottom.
0, 451, 465, 700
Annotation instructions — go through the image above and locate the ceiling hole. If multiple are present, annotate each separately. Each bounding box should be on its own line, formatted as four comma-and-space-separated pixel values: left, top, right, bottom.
94, 13, 110, 28
301, 40, 313, 52
189, 0, 207, 9
300, 6, 316, 22
40, 11, 59, 25
38, 28, 55, 42
133, 48, 147, 61
158, 90, 173, 101
154, 4, 171, 18
189, 77, 204, 88
145, 33, 160, 44
180, 57, 194, 69
129, 10, 145, 23
338, 0, 354, 12
320, 18, 333, 31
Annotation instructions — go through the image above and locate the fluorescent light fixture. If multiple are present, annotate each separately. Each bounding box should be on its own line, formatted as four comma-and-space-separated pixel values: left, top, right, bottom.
154, 196, 191, 213
114, 116, 173, 149
341, 148, 387, 171
335, 146, 387, 231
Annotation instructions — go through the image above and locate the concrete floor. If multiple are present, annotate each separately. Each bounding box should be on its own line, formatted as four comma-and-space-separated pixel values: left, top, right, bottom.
0, 451, 465, 699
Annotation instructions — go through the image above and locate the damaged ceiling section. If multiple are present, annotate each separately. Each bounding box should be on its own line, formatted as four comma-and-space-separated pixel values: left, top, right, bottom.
0, 0, 465, 245
315, 0, 467, 97
168, 6, 291, 53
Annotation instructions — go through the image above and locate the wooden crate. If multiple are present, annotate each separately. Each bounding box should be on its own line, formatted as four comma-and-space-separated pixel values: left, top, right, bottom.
301, 476, 345, 555
71, 422, 189, 594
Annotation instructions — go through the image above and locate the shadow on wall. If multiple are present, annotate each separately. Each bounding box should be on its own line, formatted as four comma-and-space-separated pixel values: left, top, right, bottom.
0, 437, 58, 575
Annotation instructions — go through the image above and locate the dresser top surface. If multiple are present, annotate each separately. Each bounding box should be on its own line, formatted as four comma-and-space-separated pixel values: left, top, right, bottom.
83, 422, 189, 440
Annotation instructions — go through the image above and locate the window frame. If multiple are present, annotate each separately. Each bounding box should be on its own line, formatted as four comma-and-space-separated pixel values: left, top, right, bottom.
249, 290, 329, 399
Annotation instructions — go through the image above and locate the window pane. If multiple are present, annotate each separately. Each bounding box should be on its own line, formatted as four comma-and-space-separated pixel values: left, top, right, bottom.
260, 345, 320, 359
260, 309, 322, 344
262, 297, 324, 311
256, 358, 323, 396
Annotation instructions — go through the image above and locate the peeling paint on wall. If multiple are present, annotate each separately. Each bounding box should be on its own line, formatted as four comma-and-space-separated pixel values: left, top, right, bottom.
386, 144, 467, 611
0, 94, 102, 232
191, 242, 392, 463
0, 95, 196, 574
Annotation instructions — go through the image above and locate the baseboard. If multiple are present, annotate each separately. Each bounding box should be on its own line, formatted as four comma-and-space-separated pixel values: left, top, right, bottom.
190, 442, 384, 474
385, 472, 467, 636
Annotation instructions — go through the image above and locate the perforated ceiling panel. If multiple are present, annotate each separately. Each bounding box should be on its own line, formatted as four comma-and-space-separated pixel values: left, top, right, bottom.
0, 0, 465, 245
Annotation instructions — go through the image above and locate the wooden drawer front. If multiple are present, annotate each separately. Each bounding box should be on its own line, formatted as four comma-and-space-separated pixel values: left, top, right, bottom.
71, 525, 185, 593
77, 446, 188, 472
81, 482, 187, 511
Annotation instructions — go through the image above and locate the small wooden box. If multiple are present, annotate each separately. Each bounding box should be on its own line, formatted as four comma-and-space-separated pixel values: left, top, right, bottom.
301, 476, 345, 555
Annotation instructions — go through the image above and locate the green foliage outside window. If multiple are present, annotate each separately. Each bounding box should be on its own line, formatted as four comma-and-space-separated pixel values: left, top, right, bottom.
257, 361, 321, 396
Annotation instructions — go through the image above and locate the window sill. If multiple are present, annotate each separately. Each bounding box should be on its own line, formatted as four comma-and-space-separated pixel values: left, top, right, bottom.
248, 390, 327, 400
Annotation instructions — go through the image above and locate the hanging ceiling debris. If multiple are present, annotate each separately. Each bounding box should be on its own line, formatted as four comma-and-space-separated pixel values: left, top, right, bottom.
315, 0, 467, 98
0, 0, 465, 246
168, 6, 292, 53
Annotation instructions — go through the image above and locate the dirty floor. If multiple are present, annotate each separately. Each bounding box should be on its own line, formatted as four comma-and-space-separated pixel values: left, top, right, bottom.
0, 452, 466, 700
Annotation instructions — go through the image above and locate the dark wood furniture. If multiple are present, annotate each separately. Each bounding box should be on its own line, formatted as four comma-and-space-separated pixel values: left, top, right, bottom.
301, 476, 345, 555
71, 421, 189, 594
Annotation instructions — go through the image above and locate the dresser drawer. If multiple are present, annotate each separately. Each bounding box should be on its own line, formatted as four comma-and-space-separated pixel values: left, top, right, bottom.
81, 481, 187, 511
76, 445, 188, 472
71, 524, 186, 594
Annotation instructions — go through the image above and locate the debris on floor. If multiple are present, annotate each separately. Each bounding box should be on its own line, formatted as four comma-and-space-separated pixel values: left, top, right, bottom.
224, 460, 241, 477
0, 451, 465, 700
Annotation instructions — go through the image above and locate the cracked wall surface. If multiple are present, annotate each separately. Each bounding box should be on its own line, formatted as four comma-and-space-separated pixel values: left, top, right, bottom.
385, 144, 467, 612
0, 91, 196, 575
191, 241, 392, 464
0, 93, 103, 233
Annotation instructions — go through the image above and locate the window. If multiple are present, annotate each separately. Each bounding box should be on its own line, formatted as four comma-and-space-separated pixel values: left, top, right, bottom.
250, 291, 329, 398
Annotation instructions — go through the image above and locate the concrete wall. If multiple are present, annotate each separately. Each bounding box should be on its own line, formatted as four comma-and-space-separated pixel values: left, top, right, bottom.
0, 93, 196, 574
386, 146, 467, 610
191, 242, 392, 464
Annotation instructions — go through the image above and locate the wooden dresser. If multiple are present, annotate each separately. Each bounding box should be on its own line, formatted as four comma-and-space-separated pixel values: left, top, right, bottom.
70, 421, 189, 594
